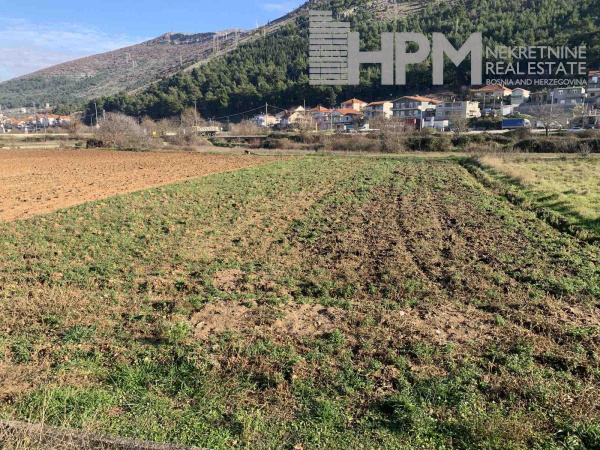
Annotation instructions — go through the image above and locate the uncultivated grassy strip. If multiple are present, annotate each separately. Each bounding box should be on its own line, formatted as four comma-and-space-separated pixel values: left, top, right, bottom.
0, 157, 599, 449
473, 155, 600, 240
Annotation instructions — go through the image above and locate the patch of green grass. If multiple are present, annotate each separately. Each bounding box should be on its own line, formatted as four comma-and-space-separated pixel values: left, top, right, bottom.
476, 155, 600, 239
1, 156, 599, 449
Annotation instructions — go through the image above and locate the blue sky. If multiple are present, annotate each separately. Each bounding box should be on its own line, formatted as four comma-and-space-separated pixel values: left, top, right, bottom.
0, 0, 304, 82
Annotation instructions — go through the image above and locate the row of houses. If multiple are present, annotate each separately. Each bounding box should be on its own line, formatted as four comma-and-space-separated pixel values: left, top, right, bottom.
470, 71, 600, 112
0, 114, 71, 131
252, 71, 600, 132
254, 96, 482, 132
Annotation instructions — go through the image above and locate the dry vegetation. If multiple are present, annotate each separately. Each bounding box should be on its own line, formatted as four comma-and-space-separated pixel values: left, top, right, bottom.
472, 154, 600, 240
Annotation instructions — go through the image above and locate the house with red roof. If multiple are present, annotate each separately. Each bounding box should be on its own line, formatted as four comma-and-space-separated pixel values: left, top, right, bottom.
308, 106, 333, 131
364, 101, 393, 120
470, 85, 513, 103
330, 108, 363, 131
340, 98, 367, 112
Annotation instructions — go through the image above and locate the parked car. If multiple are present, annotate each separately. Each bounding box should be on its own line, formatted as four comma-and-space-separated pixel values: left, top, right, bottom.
568, 127, 583, 132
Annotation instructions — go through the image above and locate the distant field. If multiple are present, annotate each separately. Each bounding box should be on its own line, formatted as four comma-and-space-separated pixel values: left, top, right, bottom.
0, 156, 598, 449
0, 149, 280, 222
476, 155, 600, 240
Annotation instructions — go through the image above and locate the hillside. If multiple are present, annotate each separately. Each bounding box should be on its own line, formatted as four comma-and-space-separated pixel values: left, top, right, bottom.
0, 0, 438, 109
84, 0, 600, 122
0, 1, 310, 110
0, 30, 251, 108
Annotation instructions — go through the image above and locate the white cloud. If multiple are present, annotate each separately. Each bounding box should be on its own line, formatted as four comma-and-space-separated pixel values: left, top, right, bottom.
0, 17, 147, 82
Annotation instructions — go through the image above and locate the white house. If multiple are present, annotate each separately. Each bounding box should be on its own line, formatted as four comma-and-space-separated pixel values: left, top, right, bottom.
392, 96, 441, 119
364, 101, 393, 120
435, 101, 481, 121
252, 114, 278, 128
510, 88, 531, 106
330, 108, 363, 131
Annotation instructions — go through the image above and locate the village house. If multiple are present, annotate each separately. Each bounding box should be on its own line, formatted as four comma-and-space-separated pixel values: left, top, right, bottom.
340, 98, 367, 112
434, 101, 481, 121
430, 92, 459, 102
330, 108, 362, 131
392, 96, 440, 120
510, 88, 531, 106
287, 106, 306, 115
364, 101, 393, 120
280, 111, 304, 128
252, 114, 278, 128
308, 106, 333, 131
587, 71, 600, 104
58, 116, 71, 126
470, 85, 512, 107
549, 87, 587, 105
529, 91, 549, 104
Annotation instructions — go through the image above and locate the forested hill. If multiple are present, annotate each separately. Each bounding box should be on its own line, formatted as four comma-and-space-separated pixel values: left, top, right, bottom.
83, 0, 600, 122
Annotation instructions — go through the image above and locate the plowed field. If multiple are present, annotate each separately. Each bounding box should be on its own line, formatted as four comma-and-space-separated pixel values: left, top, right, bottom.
0, 156, 598, 449
0, 149, 280, 222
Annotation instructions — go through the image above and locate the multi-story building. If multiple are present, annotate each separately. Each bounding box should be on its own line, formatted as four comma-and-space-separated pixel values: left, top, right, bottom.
586, 70, 600, 107
434, 101, 481, 121
470, 85, 512, 107
510, 88, 531, 106
340, 98, 367, 112
364, 101, 393, 120
252, 114, 278, 128
549, 87, 587, 105
308, 106, 333, 131
430, 92, 459, 102
330, 108, 363, 131
392, 96, 440, 119
529, 91, 549, 104
280, 111, 305, 128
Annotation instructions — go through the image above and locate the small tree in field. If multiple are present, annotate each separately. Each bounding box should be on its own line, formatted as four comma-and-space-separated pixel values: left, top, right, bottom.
180, 107, 203, 129
448, 111, 470, 137
532, 104, 571, 137
96, 113, 150, 149
67, 115, 84, 136
370, 116, 408, 153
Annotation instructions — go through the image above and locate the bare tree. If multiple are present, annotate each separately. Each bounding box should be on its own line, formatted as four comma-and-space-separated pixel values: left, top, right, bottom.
180, 107, 204, 130
531, 104, 571, 137
448, 111, 470, 137
293, 113, 315, 133
96, 113, 151, 149
370, 116, 409, 153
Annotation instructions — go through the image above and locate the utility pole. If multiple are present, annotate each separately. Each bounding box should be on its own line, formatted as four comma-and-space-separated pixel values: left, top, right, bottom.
94, 102, 99, 127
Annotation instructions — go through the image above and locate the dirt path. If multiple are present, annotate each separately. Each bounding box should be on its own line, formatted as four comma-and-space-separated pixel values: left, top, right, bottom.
0, 149, 281, 222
